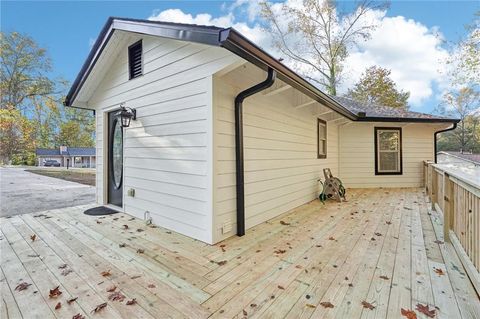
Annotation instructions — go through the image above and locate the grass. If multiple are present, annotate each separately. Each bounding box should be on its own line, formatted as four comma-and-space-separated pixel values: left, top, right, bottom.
26, 168, 96, 186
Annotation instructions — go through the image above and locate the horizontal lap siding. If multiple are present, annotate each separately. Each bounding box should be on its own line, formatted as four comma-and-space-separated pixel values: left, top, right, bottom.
212, 74, 339, 243
339, 122, 435, 188
88, 35, 237, 243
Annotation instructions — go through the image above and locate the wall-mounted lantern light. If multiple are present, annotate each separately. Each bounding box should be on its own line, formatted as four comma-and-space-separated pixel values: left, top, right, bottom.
116, 103, 136, 128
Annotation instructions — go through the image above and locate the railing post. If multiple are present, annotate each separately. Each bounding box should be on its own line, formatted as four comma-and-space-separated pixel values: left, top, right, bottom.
443, 172, 454, 242
430, 165, 437, 210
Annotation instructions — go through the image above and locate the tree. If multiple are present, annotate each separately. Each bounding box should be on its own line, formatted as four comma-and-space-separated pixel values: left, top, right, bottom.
56, 120, 94, 148
0, 31, 60, 112
436, 87, 480, 152
0, 108, 35, 163
346, 66, 410, 108
260, 0, 388, 95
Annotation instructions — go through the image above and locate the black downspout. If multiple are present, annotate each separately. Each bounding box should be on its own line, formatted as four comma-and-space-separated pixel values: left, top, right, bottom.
434, 123, 457, 163
235, 68, 276, 236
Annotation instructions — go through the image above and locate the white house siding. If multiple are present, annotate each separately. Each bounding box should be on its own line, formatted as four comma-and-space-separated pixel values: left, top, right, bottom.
87, 32, 239, 243
339, 122, 438, 188
212, 65, 340, 243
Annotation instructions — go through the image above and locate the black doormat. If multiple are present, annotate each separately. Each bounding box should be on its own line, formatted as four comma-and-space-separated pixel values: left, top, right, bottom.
84, 206, 119, 216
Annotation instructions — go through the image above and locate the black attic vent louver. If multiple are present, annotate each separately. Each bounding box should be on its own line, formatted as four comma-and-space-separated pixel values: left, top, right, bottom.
128, 40, 143, 80
358, 111, 366, 117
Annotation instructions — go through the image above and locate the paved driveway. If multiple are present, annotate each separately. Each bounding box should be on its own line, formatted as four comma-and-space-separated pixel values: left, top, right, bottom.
0, 167, 95, 217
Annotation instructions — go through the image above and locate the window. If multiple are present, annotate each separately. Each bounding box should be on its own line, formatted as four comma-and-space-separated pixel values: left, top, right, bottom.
128, 40, 143, 80
317, 119, 327, 159
374, 127, 402, 175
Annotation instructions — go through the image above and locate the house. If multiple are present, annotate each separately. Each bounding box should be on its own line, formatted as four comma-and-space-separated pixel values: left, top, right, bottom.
64, 17, 459, 244
36, 146, 96, 168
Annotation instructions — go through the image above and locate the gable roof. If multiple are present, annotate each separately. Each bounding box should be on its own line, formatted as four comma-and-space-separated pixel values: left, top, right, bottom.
65, 17, 459, 124
36, 148, 95, 156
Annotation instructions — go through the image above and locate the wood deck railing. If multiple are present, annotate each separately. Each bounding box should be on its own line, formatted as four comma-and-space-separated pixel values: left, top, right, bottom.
424, 160, 480, 294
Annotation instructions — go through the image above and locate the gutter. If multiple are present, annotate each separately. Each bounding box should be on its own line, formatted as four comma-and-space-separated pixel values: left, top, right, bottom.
234, 68, 276, 236
434, 123, 458, 163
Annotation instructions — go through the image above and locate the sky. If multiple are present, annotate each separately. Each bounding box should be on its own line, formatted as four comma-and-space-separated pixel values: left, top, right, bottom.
2, 0, 479, 113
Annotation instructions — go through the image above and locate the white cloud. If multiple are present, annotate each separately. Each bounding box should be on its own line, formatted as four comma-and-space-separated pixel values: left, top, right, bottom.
148, 2, 449, 109
342, 15, 448, 108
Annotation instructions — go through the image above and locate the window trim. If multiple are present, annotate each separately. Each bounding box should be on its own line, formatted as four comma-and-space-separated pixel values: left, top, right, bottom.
374, 127, 403, 175
317, 118, 327, 159
128, 40, 143, 80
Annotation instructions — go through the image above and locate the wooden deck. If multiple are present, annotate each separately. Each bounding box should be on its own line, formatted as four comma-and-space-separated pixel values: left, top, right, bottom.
1, 188, 479, 318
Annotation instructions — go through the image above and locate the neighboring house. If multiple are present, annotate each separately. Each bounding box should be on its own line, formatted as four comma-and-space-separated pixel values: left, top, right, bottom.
437, 151, 480, 168
36, 146, 96, 168
64, 17, 459, 244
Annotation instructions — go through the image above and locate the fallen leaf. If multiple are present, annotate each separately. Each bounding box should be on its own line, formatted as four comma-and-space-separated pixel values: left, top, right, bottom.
30, 234, 36, 242
15, 282, 31, 291
434, 240, 444, 244
243, 309, 247, 316
119, 243, 126, 248
306, 304, 316, 308
320, 301, 334, 308
374, 232, 382, 236
216, 260, 227, 266
250, 303, 257, 307
274, 249, 286, 254
415, 303, 436, 318
401, 308, 417, 319
370, 237, 376, 241
386, 221, 392, 225
67, 297, 78, 304
295, 265, 303, 269
106, 286, 117, 292
380, 275, 389, 280
61, 269, 73, 276
280, 221, 290, 226
131, 275, 141, 279
49, 286, 62, 298
108, 291, 126, 302
101, 270, 111, 277
72, 314, 85, 319
328, 237, 335, 241
96, 220, 102, 224
136, 249, 144, 254
147, 284, 156, 288
278, 285, 285, 290
91, 302, 107, 313
58, 264, 67, 269
122, 225, 129, 230
55, 302, 62, 310
434, 268, 445, 276
361, 301, 375, 310
126, 299, 137, 305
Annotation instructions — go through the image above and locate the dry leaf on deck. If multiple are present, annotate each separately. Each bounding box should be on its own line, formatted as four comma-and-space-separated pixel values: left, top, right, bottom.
49, 286, 62, 298
72, 314, 85, 319
91, 302, 107, 313
361, 301, 375, 310
30, 234, 36, 242
106, 286, 116, 292
126, 299, 137, 305
295, 265, 303, 269
61, 269, 73, 276
67, 297, 78, 304
55, 302, 62, 310
280, 221, 290, 226
122, 225, 129, 230
277, 285, 285, 290
434, 240, 444, 244
434, 268, 445, 276
136, 249, 144, 254
320, 301, 334, 308
306, 304, 316, 308
386, 221, 392, 225
379, 275, 389, 280
15, 282, 31, 291
96, 220, 102, 224
101, 270, 111, 277
274, 249, 286, 254
147, 284, 156, 288
415, 303, 436, 318
216, 260, 227, 266
243, 309, 247, 316
58, 264, 67, 269
401, 308, 417, 319
108, 291, 126, 302
328, 237, 335, 241
374, 232, 382, 236
119, 243, 126, 248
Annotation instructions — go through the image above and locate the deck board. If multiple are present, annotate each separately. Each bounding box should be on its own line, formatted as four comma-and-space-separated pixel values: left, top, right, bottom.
1, 188, 478, 318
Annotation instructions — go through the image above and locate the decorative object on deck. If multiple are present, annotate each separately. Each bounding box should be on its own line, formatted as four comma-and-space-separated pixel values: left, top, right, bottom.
318, 168, 346, 203
115, 103, 136, 128
84, 206, 119, 216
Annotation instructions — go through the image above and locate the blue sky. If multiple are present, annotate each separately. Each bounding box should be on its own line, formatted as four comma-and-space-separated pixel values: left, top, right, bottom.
2, 0, 479, 113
